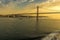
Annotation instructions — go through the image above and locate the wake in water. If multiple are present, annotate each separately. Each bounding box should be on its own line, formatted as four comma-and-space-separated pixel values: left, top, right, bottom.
41, 30, 60, 40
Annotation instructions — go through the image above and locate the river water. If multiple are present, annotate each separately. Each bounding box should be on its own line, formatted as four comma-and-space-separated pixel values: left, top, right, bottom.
0, 17, 60, 40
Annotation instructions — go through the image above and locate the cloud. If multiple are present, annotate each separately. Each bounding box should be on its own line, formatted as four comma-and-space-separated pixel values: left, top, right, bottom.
0, 0, 48, 8
0, 0, 50, 15
28, 0, 34, 2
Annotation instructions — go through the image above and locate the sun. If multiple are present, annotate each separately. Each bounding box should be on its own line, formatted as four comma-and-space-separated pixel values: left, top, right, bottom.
40, 0, 60, 12
47, 5, 60, 11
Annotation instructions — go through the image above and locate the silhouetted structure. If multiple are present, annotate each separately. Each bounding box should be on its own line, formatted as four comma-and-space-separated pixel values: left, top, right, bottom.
36, 6, 39, 34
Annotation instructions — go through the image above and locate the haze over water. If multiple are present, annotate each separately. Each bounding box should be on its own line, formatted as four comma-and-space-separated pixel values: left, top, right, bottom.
0, 15, 60, 40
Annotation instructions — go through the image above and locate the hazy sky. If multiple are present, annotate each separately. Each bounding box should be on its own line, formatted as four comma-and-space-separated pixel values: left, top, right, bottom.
0, 0, 48, 14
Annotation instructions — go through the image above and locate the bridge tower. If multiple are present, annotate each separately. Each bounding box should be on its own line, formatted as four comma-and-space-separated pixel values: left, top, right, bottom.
35, 6, 39, 34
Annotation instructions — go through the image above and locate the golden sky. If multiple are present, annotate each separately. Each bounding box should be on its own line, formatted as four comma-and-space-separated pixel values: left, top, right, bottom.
0, 0, 60, 15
